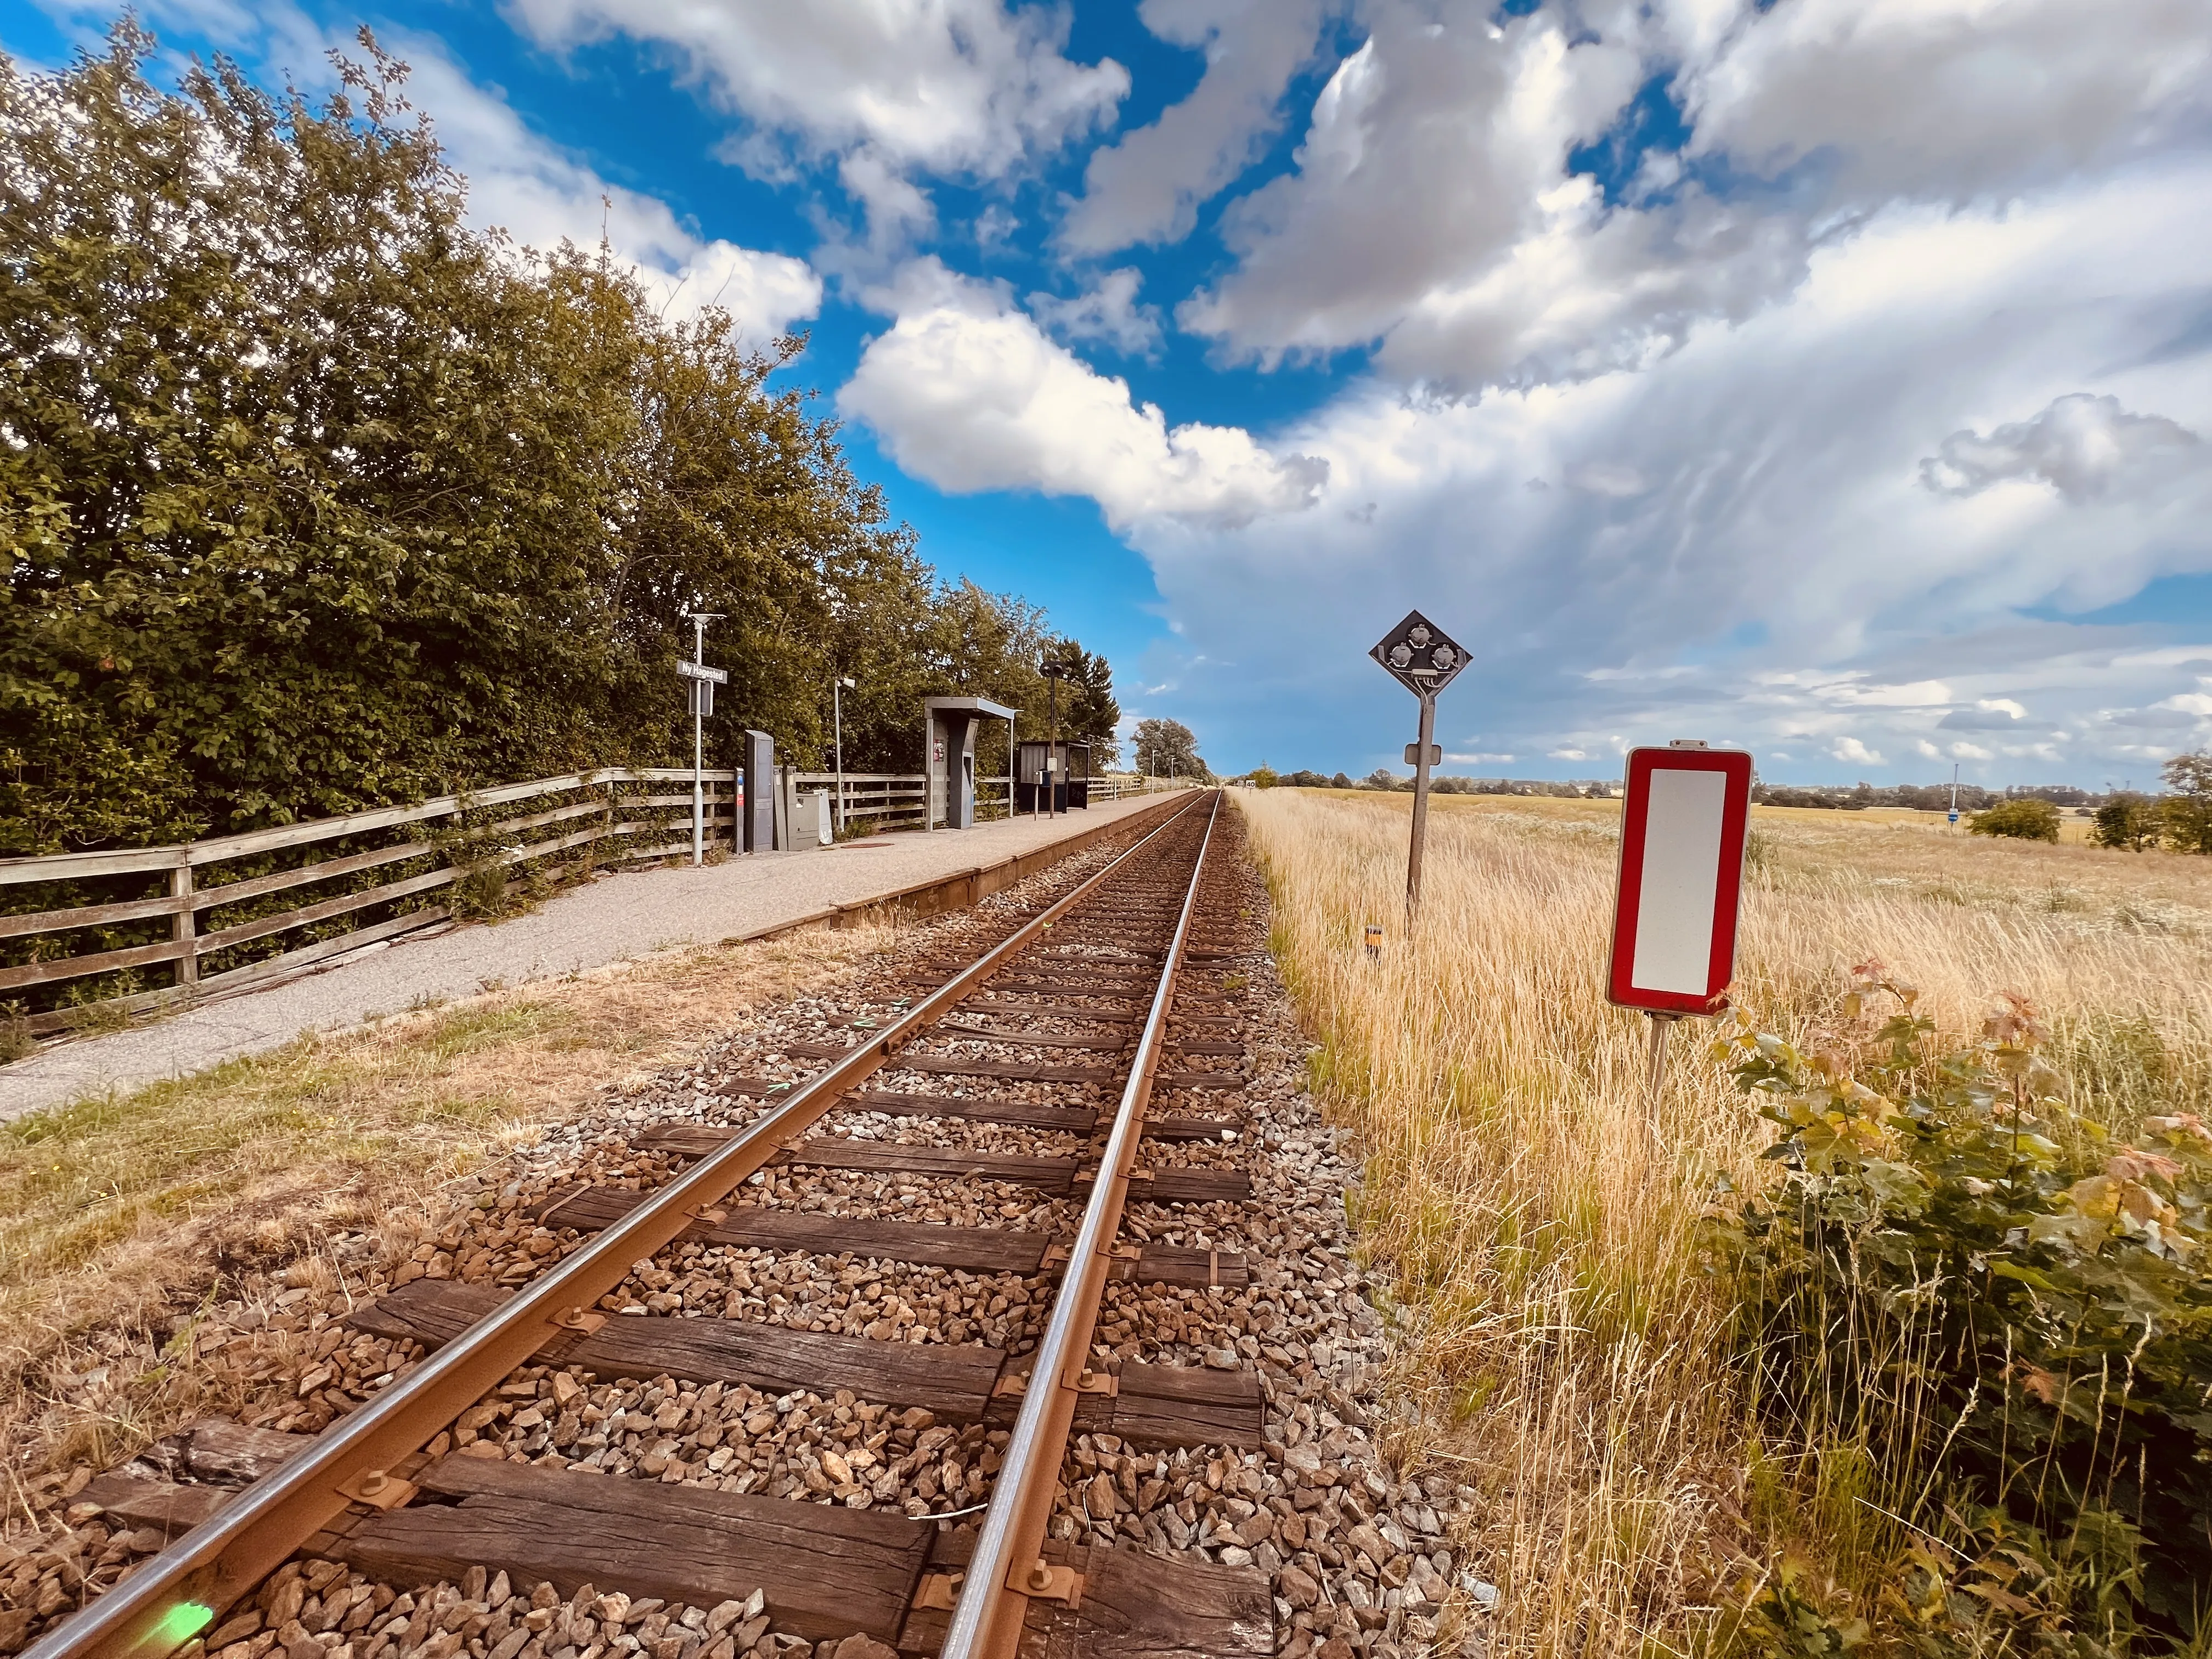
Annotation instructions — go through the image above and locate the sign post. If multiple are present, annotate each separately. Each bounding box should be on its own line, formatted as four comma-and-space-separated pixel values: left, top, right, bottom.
1369, 610, 1469, 935
1606, 741, 1754, 1142
678, 613, 727, 866
833, 675, 855, 834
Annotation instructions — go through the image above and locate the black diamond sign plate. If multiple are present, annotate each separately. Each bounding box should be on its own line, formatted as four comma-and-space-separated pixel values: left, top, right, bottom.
1369, 610, 1469, 698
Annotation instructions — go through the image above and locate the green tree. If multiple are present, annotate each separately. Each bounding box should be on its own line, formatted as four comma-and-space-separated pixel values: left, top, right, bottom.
1132, 718, 1209, 781
2159, 752, 2212, 854
1248, 764, 1279, 789
1968, 798, 2061, 842
2091, 791, 2162, 851
0, 27, 1119, 851
1042, 642, 1120, 768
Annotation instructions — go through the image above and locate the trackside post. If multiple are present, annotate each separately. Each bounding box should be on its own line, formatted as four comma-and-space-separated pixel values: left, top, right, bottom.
1368, 610, 1469, 935
1606, 741, 1754, 1141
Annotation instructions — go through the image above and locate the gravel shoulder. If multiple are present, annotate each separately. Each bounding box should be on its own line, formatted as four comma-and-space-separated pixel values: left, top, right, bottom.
0, 800, 1169, 1123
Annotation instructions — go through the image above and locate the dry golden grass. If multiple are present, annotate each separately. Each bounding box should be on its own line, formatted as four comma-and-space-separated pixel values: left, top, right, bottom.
0, 922, 892, 1504
1236, 787, 2212, 1652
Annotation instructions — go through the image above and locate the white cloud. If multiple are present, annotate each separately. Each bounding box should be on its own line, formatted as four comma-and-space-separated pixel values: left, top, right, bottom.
1059, 0, 1338, 254
1176, 0, 2212, 393
1027, 268, 1163, 355
1120, 155, 2212, 777
505, 0, 1128, 239
1674, 0, 2212, 201
837, 262, 1328, 531
1949, 742, 1994, 761
388, 38, 823, 336
1921, 393, 2201, 501
1549, 747, 1588, 759
1831, 737, 1884, 766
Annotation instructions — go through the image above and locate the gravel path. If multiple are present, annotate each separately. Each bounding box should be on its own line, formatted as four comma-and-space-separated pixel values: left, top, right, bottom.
0, 801, 1169, 1122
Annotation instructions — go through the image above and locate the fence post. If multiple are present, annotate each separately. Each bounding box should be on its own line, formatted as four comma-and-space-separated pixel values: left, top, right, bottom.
171, 861, 198, 989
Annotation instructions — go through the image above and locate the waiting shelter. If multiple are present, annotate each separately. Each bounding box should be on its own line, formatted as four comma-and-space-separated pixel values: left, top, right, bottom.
923, 696, 1018, 830
1016, 740, 1091, 814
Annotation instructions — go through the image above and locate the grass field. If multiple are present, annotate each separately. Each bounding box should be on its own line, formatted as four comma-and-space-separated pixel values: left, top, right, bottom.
1238, 786, 2212, 1651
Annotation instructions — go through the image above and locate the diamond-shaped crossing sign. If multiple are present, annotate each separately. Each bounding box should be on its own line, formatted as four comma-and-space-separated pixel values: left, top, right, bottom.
1369, 610, 1469, 698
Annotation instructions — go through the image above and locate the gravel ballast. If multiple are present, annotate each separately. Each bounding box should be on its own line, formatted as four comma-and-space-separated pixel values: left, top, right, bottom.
2, 806, 1494, 1659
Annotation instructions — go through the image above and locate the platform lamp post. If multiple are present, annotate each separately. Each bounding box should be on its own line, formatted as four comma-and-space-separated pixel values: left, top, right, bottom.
1368, 610, 1470, 936
832, 675, 855, 835
679, 612, 727, 867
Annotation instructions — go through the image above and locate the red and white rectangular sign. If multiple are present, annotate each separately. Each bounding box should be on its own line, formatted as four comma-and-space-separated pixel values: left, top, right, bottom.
1607, 746, 1754, 1015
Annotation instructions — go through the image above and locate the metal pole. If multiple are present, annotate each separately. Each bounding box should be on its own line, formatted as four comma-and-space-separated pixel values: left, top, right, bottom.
690, 614, 707, 868
833, 679, 847, 835
1644, 1012, 1675, 1149
1406, 690, 1436, 932
1047, 673, 1059, 815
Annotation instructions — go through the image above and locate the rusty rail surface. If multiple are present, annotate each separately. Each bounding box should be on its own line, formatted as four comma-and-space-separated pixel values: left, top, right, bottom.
937, 792, 1220, 1659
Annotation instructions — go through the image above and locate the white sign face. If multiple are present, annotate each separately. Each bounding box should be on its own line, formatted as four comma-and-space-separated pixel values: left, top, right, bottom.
676, 661, 728, 684
1629, 769, 1727, 995
1607, 746, 1754, 1015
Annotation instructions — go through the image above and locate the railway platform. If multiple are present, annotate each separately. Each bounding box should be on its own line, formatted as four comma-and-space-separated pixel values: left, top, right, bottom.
0, 797, 1180, 1122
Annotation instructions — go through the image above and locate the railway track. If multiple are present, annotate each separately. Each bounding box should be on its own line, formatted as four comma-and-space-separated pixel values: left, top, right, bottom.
20, 791, 1330, 1659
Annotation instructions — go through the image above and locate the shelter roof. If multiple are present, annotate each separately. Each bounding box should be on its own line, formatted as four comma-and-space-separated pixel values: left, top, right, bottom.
923, 696, 1018, 720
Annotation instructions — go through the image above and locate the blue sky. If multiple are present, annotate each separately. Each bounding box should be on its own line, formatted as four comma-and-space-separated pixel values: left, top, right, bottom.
6, 0, 2211, 785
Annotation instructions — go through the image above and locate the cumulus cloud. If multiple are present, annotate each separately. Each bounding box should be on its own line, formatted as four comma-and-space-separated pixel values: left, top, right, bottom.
1920, 393, 2202, 501
837, 262, 1328, 531
1831, 737, 1884, 766
1674, 0, 2212, 200
1026, 268, 1163, 355
1176, 0, 2212, 394
384, 47, 821, 335
504, 0, 1127, 237
1059, 0, 1339, 254
1121, 156, 2212, 776
1939, 699, 2029, 730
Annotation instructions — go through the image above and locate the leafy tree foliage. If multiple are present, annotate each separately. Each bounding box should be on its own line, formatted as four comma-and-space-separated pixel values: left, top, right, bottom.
0, 27, 1116, 854
2092, 792, 2163, 851
1968, 798, 2061, 842
1041, 642, 1120, 767
2158, 752, 2212, 855
1132, 718, 1209, 781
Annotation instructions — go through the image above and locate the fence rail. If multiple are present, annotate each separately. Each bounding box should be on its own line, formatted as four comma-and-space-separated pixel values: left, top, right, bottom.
0, 768, 1195, 1038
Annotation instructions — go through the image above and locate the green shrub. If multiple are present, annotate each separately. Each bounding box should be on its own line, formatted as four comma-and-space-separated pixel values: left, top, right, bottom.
1968, 798, 2061, 841
1710, 966, 2212, 1650
2094, 793, 2164, 851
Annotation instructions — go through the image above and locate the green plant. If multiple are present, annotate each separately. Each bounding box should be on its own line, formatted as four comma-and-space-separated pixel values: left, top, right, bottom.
1968, 798, 2062, 841
2159, 755, 2212, 855
1709, 966, 2212, 1647
0, 1003, 35, 1063
2094, 793, 2165, 851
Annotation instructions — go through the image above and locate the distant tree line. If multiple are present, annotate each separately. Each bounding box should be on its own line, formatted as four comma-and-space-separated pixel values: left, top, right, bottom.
1259, 770, 1614, 797
0, 27, 1118, 856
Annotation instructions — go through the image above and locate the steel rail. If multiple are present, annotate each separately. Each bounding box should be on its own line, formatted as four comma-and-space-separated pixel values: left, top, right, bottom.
26, 792, 1211, 1659
939, 789, 1223, 1659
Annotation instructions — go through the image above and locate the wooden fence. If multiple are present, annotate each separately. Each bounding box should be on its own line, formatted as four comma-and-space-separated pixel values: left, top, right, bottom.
0, 768, 1190, 1036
